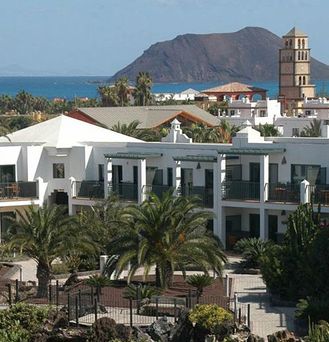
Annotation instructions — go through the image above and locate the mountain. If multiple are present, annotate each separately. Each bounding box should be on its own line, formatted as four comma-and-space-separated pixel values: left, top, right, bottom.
110, 27, 329, 83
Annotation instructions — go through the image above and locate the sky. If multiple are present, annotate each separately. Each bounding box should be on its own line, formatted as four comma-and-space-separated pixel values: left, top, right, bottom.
0, 0, 328, 76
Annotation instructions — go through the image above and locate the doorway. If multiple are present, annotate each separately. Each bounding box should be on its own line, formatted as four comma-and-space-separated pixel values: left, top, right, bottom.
268, 215, 278, 242
49, 190, 68, 206
249, 214, 260, 238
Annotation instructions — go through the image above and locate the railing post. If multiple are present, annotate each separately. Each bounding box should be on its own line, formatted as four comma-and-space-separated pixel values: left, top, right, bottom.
155, 297, 159, 320
129, 298, 133, 328
174, 298, 177, 323
94, 298, 98, 322
78, 290, 82, 316
67, 294, 71, 323
234, 293, 238, 322
90, 286, 94, 305
247, 304, 251, 327
7, 284, 12, 306
75, 296, 79, 327
48, 284, 52, 304
15, 279, 19, 303
300, 180, 310, 204
56, 280, 59, 309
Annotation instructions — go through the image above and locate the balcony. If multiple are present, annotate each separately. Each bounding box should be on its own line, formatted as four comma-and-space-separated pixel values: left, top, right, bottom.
75, 181, 104, 199
268, 183, 300, 203
309, 184, 329, 206
144, 184, 173, 199
222, 181, 260, 201
0, 182, 38, 201
112, 182, 138, 202
181, 185, 214, 208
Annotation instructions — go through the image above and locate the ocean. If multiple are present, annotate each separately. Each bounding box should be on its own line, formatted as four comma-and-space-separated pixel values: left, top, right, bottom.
0, 76, 329, 100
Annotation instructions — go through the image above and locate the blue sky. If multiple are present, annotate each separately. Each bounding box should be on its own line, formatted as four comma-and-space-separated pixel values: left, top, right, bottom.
0, 0, 327, 76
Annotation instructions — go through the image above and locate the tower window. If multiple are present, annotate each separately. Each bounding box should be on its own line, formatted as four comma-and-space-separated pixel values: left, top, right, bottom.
302, 39, 305, 49
303, 76, 306, 85
305, 52, 307, 60
298, 51, 301, 60
289, 39, 292, 47
298, 39, 301, 48
299, 76, 302, 85
301, 51, 304, 60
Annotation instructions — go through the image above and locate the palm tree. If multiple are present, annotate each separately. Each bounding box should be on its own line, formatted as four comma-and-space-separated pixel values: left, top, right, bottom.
257, 123, 280, 137
7, 205, 96, 297
214, 119, 240, 143
108, 191, 226, 289
98, 85, 119, 107
134, 72, 153, 106
301, 119, 322, 137
115, 77, 130, 107
111, 120, 161, 141
186, 274, 214, 302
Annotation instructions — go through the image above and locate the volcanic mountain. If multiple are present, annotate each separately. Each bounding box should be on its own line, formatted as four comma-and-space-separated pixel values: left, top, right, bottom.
110, 27, 329, 83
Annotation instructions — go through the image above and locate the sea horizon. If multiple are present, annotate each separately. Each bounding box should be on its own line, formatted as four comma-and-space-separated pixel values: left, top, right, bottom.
1, 76, 329, 100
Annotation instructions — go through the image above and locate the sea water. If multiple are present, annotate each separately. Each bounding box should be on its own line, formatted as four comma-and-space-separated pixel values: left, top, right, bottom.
0, 76, 329, 100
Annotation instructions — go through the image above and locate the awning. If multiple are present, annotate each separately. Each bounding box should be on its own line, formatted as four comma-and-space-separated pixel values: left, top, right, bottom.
216, 148, 285, 155
173, 155, 217, 162
104, 152, 162, 160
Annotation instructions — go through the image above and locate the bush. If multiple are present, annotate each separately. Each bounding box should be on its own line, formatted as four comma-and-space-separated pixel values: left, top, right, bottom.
52, 262, 69, 275
305, 320, 329, 342
0, 303, 51, 341
123, 283, 161, 300
296, 297, 329, 323
85, 275, 112, 288
186, 274, 214, 299
189, 304, 233, 333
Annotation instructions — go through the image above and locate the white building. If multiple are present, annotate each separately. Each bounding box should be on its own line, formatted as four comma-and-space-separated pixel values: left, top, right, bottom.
1, 115, 329, 249
154, 88, 200, 102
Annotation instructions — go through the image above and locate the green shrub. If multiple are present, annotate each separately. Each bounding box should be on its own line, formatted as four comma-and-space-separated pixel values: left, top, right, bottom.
189, 304, 233, 333
0, 303, 50, 341
123, 283, 161, 300
296, 297, 329, 323
52, 262, 69, 275
305, 320, 329, 342
186, 274, 214, 299
85, 275, 112, 288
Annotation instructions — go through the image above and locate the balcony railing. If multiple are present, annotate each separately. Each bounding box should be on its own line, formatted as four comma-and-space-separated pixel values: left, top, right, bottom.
0, 182, 37, 200
144, 184, 173, 199
268, 183, 300, 203
75, 181, 104, 199
222, 181, 260, 201
112, 182, 138, 202
181, 185, 214, 208
309, 184, 329, 206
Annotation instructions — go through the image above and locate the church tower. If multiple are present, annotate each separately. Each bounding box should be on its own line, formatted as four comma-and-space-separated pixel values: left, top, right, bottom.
279, 27, 315, 114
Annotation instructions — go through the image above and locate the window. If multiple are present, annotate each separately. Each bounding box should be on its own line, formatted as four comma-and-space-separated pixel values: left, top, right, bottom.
53, 163, 65, 178
226, 164, 242, 181
292, 128, 299, 136
167, 168, 173, 187
269, 164, 278, 184
0, 165, 15, 182
230, 110, 235, 116
291, 164, 326, 185
260, 110, 266, 117
305, 110, 311, 116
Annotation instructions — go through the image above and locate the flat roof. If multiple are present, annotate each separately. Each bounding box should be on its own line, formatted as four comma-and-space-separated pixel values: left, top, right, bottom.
105, 152, 162, 159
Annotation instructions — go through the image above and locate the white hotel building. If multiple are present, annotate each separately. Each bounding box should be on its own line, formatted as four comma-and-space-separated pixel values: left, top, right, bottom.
1, 115, 329, 249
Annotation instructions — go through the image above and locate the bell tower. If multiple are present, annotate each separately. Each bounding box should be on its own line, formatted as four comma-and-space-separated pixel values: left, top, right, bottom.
279, 27, 315, 114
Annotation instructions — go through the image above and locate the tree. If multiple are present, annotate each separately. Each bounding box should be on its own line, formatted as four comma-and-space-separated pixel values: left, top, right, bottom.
215, 119, 240, 143
301, 119, 322, 137
115, 77, 130, 107
13, 91, 35, 114
108, 191, 226, 289
98, 86, 119, 107
257, 123, 281, 137
186, 274, 214, 302
111, 120, 162, 141
134, 72, 153, 106
7, 205, 96, 297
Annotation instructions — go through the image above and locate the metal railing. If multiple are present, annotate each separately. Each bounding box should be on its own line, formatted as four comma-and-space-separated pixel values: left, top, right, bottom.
309, 184, 329, 206
0, 181, 37, 199
181, 186, 214, 208
267, 183, 300, 203
144, 184, 173, 199
75, 181, 104, 199
112, 182, 138, 202
222, 181, 260, 201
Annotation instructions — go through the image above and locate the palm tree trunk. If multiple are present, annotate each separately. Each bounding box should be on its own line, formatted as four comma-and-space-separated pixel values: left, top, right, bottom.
165, 262, 173, 289
155, 264, 161, 288
36, 261, 51, 298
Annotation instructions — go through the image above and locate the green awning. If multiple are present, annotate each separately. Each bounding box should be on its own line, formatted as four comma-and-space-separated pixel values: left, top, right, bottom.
173, 155, 217, 162
105, 152, 162, 160
216, 148, 285, 155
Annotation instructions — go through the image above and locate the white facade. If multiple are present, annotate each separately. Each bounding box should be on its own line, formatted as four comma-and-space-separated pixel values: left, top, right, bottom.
2, 115, 329, 249
154, 88, 200, 102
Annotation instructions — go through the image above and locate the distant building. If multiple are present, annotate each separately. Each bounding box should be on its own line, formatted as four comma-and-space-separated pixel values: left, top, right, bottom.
154, 88, 200, 102
68, 105, 219, 129
202, 82, 267, 102
279, 27, 316, 115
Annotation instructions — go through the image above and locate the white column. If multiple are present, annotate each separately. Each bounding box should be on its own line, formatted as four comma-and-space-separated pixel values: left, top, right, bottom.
100, 255, 108, 274
68, 176, 76, 216
173, 160, 181, 196
260, 207, 268, 241
36, 177, 47, 207
260, 154, 269, 203
300, 179, 310, 204
138, 159, 146, 203
214, 154, 226, 248
104, 158, 113, 199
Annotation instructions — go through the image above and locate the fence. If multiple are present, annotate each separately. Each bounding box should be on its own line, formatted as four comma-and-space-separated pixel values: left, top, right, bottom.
2, 279, 237, 329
